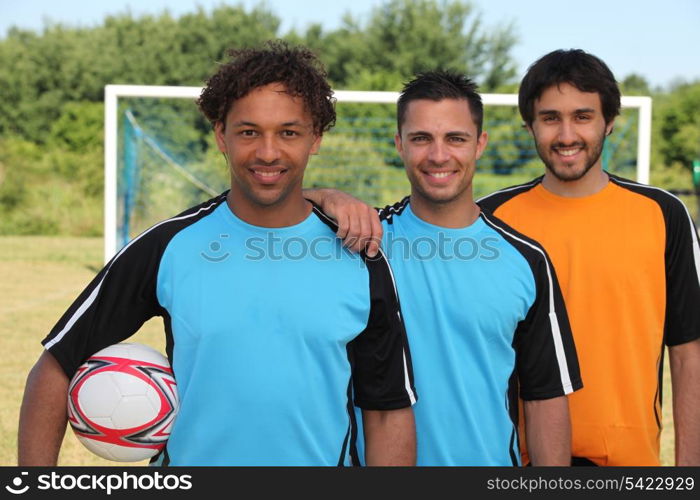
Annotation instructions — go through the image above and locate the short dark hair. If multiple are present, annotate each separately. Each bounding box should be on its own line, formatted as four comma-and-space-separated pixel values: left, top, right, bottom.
197, 40, 336, 135
519, 49, 621, 126
397, 71, 484, 135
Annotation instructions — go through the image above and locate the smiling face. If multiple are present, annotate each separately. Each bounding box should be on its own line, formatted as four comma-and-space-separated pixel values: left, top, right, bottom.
528, 82, 614, 183
215, 82, 321, 224
395, 98, 488, 208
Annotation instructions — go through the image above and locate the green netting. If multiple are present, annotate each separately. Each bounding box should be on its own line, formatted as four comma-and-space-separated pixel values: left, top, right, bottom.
117, 98, 640, 248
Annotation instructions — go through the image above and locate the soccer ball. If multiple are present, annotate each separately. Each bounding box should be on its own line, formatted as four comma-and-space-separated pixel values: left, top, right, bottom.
67, 342, 179, 462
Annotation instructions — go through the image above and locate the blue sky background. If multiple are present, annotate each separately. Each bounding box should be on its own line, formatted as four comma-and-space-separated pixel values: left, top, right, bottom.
1, 0, 698, 89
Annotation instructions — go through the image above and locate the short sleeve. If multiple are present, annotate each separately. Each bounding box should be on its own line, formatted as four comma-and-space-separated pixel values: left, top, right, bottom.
514, 245, 583, 401
663, 196, 700, 346
42, 231, 165, 378
42, 193, 228, 378
348, 251, 417, 410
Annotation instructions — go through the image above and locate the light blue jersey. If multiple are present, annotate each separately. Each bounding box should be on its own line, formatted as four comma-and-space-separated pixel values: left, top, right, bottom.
44, 193, 416, 465
368, 198, 581, 465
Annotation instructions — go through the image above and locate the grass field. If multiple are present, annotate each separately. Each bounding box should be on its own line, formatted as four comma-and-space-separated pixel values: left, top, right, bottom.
0, 235, 675, 465
0, 236, 163, 466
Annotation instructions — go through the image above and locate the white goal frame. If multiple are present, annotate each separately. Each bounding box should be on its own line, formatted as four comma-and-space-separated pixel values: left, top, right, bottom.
104, 84, 652, 262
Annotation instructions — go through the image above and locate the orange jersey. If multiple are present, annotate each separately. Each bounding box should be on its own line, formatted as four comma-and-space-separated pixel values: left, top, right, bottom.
479, 174, 700, 466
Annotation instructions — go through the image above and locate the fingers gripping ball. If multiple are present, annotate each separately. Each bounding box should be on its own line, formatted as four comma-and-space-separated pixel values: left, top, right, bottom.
67, 343, 179, 462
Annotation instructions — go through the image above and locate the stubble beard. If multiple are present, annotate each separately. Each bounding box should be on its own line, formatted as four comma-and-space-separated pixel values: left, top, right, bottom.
410, 167, 473, 208
230, 163, 298, 209
536, 130, 607, 183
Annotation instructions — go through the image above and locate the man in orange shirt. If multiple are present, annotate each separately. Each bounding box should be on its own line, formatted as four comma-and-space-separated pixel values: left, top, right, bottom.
477, 49, 700, 466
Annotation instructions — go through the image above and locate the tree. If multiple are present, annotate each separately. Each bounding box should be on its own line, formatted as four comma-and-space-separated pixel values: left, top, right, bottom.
0, 0, 523, 236
657, 81, 700, 171
296, 0, 518, 91
0, 5, 281, 142
620, 74, 652, 96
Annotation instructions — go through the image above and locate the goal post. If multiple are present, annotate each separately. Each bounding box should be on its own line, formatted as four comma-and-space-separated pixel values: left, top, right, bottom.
104, 84, 652, 263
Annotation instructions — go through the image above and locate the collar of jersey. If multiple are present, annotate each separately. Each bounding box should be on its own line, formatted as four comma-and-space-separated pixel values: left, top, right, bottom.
401, 202, 488, 238
218, 201, 319, 236
533, 178, 617, 207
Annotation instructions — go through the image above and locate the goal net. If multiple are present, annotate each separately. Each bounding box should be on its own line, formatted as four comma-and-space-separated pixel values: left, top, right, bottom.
105, 85, 651, 262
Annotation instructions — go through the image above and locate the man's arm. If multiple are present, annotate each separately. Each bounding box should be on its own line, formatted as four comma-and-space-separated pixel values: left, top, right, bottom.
362, 407, 416, 466
523, 396, 571, 466
18, 350, 70, 465
669, 337, 700, 465
303, 188, 382, 256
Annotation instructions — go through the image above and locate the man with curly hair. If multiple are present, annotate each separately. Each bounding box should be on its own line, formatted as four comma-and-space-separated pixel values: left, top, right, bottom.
18, 41, 417, 466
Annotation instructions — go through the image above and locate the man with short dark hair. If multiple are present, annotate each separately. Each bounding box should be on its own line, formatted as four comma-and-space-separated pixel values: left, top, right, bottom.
478, 49, 700, 466
18, 41, 417, 466
309, 71, 582, 465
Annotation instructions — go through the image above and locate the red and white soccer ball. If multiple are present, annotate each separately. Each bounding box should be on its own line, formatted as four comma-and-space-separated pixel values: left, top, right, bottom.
67, 342, 179, 462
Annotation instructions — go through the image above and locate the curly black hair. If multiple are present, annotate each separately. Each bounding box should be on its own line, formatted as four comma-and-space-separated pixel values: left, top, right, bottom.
197, 40, 336, 135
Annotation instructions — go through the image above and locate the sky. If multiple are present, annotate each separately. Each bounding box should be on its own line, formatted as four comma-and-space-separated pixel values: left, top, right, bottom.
1, 0, 698, 89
